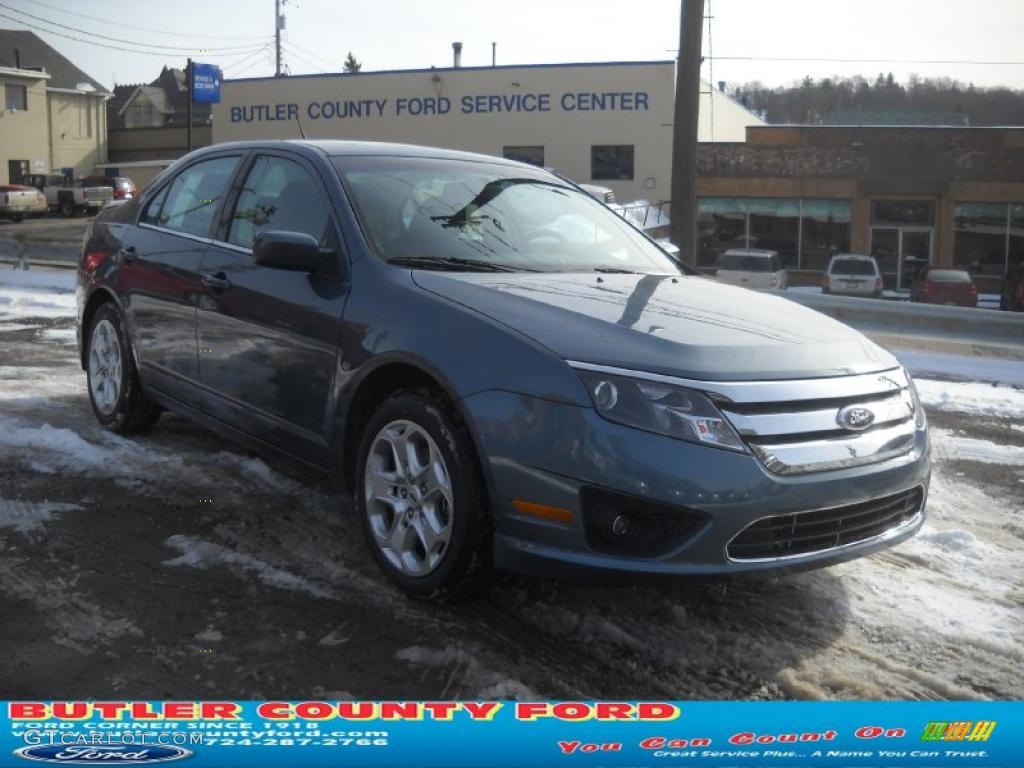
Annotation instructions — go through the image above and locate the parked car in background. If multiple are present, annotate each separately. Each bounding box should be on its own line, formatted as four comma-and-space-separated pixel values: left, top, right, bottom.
909, 267, 978, 307
21, 173, 114, 218
1002, 263, 1024, 312
823, 254, 883, 298
715, 248, 788, 290
0, 184, 48, 222
77, 140, 928, 598
80, 175, 137, 201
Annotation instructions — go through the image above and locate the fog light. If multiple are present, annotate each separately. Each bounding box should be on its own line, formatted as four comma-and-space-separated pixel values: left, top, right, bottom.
611, 514, 630, 536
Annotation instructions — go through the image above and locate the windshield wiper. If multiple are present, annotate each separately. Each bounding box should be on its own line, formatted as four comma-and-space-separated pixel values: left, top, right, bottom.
388, 256, 530, 273
593, 267, 642, 274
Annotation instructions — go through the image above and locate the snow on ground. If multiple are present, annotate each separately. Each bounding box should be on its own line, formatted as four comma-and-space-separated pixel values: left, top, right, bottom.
396, 645, 538, 700
163, 534, 333, 599
932, 428, 1024, 466
915, 378, 1024, 419
0, 497, 83, 535
897, 349, 1024, 387
0, 267, 76, 322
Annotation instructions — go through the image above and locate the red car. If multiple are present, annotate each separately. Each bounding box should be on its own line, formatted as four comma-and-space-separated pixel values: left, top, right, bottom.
909, 268, 978, 307
1002, 263, 1024, 312
79, 175, 137, 201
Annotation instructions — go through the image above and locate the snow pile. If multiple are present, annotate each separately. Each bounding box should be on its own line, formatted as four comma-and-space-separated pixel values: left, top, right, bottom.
897, 350, 1024, 388
163, 534, 333, 599
0, 268, 76, 293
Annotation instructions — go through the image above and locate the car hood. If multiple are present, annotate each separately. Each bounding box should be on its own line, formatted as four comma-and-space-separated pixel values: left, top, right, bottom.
412, 272, 899, 381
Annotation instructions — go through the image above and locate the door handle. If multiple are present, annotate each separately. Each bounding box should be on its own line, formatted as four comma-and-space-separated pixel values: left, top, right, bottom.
201, 272, 232, 290
118, 246, 137, 264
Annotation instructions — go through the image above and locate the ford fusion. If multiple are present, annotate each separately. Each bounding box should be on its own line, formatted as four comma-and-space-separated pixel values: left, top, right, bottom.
77, 141, 930, 598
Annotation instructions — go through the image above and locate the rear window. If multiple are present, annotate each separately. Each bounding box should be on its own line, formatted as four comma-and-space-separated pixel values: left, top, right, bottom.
830, 258, 876, 276
721, 253, 773, 272
925, 269, 972, 283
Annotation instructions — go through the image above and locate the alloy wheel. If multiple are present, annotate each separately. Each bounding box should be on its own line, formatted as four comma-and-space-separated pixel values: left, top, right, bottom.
364, 419, 454, 577
88, 319, 123, 415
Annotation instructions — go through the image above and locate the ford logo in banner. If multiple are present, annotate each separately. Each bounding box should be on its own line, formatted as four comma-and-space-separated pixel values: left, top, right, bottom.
13, 746, 192, 764
837, 405, 876, 432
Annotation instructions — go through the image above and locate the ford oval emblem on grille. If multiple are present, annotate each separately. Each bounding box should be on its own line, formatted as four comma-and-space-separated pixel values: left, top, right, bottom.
13, 746, 191, 764
837, 405, 875, 431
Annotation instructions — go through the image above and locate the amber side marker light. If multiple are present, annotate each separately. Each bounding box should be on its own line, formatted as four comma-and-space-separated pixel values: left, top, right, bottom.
511, 499, 573, 525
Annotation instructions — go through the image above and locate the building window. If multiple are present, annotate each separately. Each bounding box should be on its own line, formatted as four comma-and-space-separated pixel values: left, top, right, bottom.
872, 200, 934, 226
591, 145, 634, 181
4, 83, 27, 111
502, 146, 544, 166
954, 202, 1024, 277
697, 198, 851, 269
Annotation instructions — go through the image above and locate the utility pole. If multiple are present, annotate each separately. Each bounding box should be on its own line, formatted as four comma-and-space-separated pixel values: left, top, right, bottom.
275, 0, 282, 77
186, 58, 193, 152
670, 0, 704, 267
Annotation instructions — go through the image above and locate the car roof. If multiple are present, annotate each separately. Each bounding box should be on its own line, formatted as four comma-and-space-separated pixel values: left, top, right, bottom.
830, 253, 875, 260
722, 248, 778, 258
195, 139, 530, 168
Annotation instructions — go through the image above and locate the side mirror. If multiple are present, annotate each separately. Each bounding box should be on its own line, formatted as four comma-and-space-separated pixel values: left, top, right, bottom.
253, 230, 333, 273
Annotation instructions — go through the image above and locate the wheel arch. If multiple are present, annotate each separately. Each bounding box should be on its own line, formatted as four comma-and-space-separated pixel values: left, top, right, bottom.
337, 357, 493, 503
79, 286, 123, 369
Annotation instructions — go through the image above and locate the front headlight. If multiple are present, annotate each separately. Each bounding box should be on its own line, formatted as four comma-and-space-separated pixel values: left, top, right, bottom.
906, 371, 927, 431
576, 370, 746, 452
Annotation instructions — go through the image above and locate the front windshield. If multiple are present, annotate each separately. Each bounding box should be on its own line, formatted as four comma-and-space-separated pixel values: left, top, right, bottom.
332, 155, 680, 274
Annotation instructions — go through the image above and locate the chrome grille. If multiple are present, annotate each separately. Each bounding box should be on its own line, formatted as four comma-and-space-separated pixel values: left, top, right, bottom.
716, 367, 918, 475
728, 486, 924, 561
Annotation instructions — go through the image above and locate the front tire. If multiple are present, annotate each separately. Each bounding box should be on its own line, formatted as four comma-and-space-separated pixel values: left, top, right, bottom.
59, 200, 75, 218
86, 303, 160, 433
356, 390, 490, 600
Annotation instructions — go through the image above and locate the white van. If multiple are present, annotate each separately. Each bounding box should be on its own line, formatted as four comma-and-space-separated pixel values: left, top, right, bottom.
715, 249, 788, 290
823, 254, 883, 298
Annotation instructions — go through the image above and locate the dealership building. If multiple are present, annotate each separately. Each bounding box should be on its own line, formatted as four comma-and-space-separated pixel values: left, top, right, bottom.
212, 60, 763, 202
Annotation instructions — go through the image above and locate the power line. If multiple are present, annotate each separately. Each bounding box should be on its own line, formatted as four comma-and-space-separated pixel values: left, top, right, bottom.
282, 43, 328, 74
286, 40, 341, 71
0, 3, 266, 52
223, 46, 272, 72
230, 55, 269, 78
0, 12, 265, 59
13, 0, 267, 40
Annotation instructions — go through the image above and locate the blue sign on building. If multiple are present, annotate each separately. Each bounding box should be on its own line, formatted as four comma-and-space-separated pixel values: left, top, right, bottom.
192, 62, 222, 103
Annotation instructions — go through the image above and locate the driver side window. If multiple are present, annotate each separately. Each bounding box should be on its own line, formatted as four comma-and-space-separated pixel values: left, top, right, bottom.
228, 156, 330, 250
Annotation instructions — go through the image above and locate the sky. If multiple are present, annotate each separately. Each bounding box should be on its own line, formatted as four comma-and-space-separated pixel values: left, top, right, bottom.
1, 0, 1023, 91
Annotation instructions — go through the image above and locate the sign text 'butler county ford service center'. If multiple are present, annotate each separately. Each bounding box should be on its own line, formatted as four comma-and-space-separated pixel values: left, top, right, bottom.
229, 91, 651, 122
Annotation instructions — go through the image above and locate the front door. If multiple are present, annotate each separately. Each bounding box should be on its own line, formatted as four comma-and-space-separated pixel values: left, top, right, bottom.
870, 227, 933, 291
195, 152, 347, 458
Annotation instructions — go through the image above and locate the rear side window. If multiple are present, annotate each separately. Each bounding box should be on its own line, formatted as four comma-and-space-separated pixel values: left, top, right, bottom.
925, 269, 972, 283
830, 258, 877, 276
771, 255, 783, 272
722, 253, 772, 272
228, 155, 330, 250
157, 156, 240, 237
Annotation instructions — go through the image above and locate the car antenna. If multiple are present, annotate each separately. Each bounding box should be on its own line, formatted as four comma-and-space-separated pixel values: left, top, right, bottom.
294, 111, 307, 140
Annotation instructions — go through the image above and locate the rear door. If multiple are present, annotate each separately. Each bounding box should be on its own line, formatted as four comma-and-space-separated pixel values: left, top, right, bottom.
194, 150, 348, 461
123, 154, 242, 400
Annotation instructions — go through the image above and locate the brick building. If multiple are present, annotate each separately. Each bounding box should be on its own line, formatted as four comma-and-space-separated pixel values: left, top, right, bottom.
696, 125, 1024, 291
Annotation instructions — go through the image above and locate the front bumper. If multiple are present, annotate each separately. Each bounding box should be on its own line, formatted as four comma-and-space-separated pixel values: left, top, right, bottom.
462, 390, 930, 580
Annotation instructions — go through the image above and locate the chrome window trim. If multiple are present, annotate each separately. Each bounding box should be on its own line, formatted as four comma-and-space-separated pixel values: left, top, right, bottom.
138, 222, 215, 247
566, 360, 908, 404
725, 486, 925, 563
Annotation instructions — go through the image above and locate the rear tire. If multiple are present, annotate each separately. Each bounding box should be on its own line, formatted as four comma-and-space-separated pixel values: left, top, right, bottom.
356, 390, 490, 601
11, 214, 24, 224
86, 303, 160, 433
59, 200, 75, 218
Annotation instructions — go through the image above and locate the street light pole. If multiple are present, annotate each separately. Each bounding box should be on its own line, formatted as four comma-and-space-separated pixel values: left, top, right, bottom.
670, 0, 704, 267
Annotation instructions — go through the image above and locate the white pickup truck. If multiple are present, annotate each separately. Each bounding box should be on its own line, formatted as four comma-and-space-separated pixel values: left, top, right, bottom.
21, 174, 113, 218
0, 184, 48, 222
